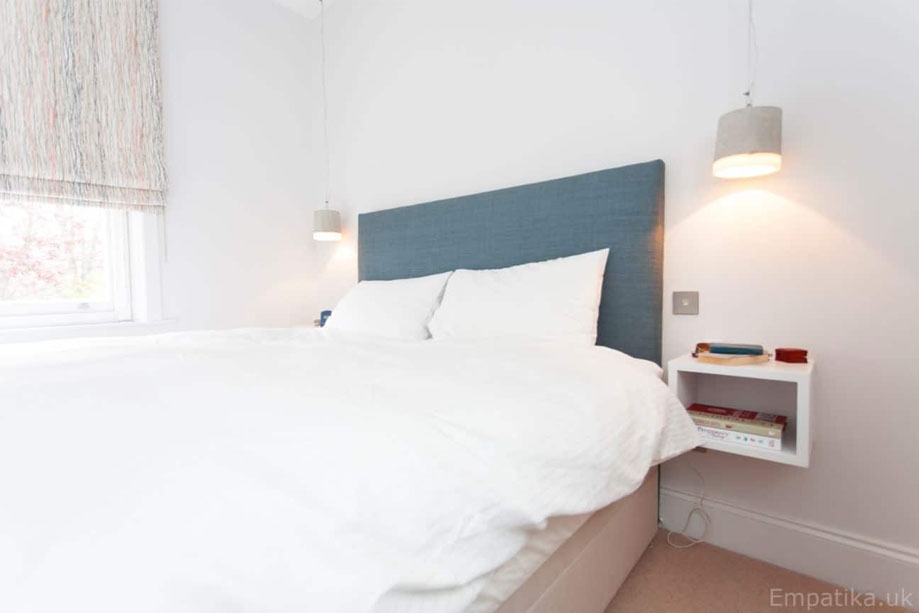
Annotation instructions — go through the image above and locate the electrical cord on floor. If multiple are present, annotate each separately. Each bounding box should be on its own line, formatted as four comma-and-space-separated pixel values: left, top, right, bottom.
666, 462, 711, 549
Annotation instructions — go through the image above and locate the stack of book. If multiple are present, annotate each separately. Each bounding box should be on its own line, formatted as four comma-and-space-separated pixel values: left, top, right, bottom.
693, 342, 769, 365
688, 403, 786, 451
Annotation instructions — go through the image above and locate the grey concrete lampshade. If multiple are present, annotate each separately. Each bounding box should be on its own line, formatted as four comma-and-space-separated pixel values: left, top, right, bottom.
313, 208, 342, 241
713, 106, 783, 178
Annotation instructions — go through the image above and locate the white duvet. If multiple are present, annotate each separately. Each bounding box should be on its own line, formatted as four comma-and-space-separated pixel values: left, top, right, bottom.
0, 328, 698, 612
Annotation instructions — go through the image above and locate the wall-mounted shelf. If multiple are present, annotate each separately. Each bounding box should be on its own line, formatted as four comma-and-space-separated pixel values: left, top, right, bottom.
668, 353, 814, 467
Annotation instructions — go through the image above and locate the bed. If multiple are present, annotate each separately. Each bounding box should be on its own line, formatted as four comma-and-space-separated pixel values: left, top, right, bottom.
358, 159, 676, 612
0, 160, 698, 612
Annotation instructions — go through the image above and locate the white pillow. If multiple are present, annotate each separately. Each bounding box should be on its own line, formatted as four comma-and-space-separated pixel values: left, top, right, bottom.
428, 249, 609, 345
324, 272, 451, 340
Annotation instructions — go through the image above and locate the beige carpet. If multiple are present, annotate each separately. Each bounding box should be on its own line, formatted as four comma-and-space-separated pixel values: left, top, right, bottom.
606, 530, 910, 612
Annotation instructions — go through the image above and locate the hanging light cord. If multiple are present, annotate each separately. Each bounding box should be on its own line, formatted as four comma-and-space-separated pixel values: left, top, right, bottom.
319, 0, 332, 208
743, 0, 759, 107
666, 462, 712, 549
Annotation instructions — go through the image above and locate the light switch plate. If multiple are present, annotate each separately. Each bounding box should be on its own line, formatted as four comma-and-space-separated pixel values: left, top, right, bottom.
673, 291, 699, 315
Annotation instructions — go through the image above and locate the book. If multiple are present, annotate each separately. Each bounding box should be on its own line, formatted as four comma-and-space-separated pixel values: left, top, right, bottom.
706, 343, 765, 356
693, 352, 770, 366
696, 424, 783, 451
687, 403, 787, 438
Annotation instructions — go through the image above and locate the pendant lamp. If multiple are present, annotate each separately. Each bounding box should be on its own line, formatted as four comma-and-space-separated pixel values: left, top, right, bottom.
713, 0, 783, 179
313, 0, 342, 241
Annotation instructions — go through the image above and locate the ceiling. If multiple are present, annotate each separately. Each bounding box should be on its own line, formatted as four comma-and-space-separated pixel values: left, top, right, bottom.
271, 0, 336, 20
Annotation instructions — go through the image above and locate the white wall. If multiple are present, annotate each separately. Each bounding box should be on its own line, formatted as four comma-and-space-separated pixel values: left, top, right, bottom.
158, 0, 322, 330
309, 0, 919, 598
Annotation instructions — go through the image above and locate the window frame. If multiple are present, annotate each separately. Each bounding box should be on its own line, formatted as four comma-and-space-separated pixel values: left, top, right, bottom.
0, 208, 163, 331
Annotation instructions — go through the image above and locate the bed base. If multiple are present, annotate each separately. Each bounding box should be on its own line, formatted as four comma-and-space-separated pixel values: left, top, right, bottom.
495, 469, 658, 613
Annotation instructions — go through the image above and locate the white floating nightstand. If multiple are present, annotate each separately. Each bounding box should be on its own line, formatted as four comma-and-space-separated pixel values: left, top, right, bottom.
668, 354, 814, 467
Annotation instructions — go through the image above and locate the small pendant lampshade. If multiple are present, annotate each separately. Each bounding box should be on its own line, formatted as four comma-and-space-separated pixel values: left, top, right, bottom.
713, 106, 782, 179
313, 208, 342, 241
312, 0, 342, 243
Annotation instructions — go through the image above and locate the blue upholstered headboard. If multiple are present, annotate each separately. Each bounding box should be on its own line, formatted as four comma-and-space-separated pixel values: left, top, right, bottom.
358, 160, 665, 364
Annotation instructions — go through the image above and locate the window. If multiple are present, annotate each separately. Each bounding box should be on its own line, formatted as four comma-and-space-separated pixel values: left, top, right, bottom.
0, 0, 166, 335
0, 203, 160, 330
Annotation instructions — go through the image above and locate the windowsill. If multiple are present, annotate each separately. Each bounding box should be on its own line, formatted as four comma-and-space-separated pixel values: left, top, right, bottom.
0, 319, 180, 345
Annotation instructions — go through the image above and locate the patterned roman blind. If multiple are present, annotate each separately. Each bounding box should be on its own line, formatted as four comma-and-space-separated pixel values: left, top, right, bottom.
0, 1, 166, 212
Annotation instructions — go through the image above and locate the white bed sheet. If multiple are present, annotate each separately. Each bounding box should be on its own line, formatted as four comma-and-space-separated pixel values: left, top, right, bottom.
0, 328, 698, 613
374, 512, 591, 613
469, 512, 592, 612
378, 360, 667, 613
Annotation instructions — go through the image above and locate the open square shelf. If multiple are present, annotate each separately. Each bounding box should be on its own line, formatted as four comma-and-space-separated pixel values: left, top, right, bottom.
667, 354, 814, 467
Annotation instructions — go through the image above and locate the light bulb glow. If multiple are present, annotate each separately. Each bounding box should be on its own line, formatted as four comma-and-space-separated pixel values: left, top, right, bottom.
313, 230, 342, 242
712, 152, 782, 179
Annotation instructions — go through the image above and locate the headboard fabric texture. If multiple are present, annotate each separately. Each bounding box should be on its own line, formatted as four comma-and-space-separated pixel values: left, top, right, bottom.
358, 160, 665, 364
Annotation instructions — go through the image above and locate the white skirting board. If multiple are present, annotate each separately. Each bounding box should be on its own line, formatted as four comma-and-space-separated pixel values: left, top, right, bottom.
660, 487, 919, 607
